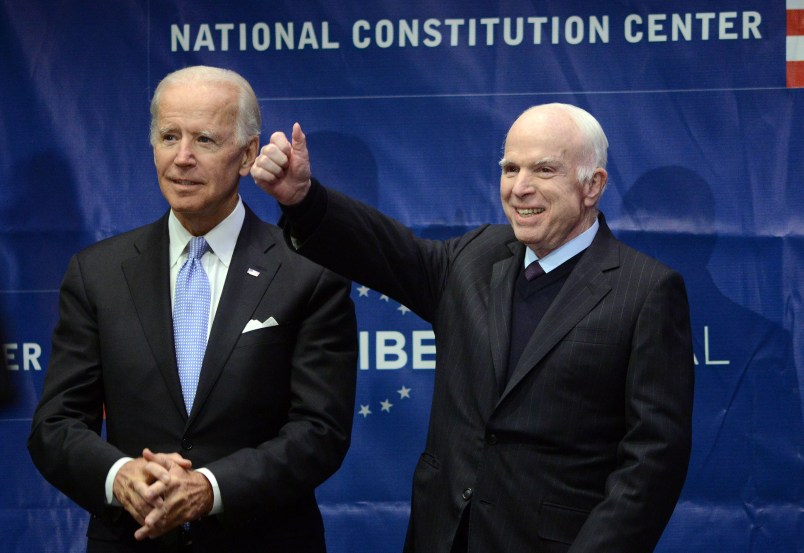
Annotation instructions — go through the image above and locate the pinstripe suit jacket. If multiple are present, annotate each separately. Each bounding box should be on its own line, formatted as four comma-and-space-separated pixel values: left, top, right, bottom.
288, 185, 694, 553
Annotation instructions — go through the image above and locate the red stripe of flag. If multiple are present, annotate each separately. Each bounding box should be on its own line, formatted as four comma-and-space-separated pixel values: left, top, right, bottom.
787, 61, 804, 87
788, 10, 804, 36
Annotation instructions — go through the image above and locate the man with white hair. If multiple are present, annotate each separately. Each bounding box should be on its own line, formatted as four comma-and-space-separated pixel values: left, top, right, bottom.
252, 103, 694, 552
29, 66, 358, 552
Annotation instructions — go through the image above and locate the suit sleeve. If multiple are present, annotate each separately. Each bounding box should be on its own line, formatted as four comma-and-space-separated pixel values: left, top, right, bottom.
570, 269, 694, 552
203, 267, 358, 517
281, 180, 456, 323
27, 254, 127, 515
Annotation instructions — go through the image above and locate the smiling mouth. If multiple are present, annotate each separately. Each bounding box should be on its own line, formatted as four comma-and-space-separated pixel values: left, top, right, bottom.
171, 179, 201, 186
516, 208, 545, 217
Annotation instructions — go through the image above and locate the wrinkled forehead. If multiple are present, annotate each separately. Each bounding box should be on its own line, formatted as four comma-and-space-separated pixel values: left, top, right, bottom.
157, 81, 239, 121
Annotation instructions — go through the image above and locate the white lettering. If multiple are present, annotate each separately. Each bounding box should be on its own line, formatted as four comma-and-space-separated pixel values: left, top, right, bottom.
399, 19, 418, 47
590, 16, 609, 43
719, 12, 738, 40
423, 18, 442, 47
321, 22, 339, 49
565, 16, 584, 45
298, 21, 319, 49
171, 24, 190, 52
215, 23, 234, 50
503, 17, 524, 46
359, 331, 370, 370
481, 18, 500, 45
704, 325, 730, 365
193, 24, 215, 51
23, 343, 42, 371
276, 22, 294, 49
3, 343, 17, 371
648, 14, 668, 43
358, 331, 437, 370
444, 19, 464, 46
696, 12, 716, 40
375, 19, 394, 48
672, 14, 692, 41
376, 331, 407, 370
625, 14, 643, 43
744, 12, 762, 39
353, 20, 370, 49
551, 16, 560, 44
252, 22, 270, 51
528, 17, 548, 44
239, 23, 247, 50
412, 331, 436, 369
169, 13, 762, 53
624, 11, 760, 43
3, 342, 42, 371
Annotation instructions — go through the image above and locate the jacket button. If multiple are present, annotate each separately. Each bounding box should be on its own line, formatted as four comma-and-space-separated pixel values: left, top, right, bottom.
462, 488, 473, 500
486, 433, 498, 445
181, 438, 193, 451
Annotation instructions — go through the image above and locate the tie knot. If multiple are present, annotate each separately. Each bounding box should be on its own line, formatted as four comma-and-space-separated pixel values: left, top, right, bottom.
188, 236, 209, 261
525, 261, 544, 281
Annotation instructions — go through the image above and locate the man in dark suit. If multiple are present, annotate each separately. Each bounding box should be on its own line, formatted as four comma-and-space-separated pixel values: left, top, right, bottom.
250, 103, 694, 553
28, 66, 358, 552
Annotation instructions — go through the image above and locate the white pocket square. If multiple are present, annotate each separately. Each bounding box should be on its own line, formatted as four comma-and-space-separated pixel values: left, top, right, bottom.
242, 317, 278, 333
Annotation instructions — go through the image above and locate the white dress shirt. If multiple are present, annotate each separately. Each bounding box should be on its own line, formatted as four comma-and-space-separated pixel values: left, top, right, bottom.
104, 198, 246, 515
524, 217, 599, 272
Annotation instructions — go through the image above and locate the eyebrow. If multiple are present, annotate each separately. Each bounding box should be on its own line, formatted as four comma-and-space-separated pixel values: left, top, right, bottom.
157, 127, 220, 141
498, 156, 563, 168
532, 156, 562, 168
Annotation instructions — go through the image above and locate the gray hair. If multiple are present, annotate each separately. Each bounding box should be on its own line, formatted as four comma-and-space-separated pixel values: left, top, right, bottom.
504, 103, 608, 185
149, 66, 261, 147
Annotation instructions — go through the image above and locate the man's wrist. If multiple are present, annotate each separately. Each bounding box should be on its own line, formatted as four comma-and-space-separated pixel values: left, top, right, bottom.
280, 177, 327, 246
195, 467, 222, 515
105, 457, 134, 506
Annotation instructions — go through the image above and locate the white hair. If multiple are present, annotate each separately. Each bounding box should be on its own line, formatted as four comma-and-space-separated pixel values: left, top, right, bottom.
504, 103, 608, 185
149, 65, 261, 147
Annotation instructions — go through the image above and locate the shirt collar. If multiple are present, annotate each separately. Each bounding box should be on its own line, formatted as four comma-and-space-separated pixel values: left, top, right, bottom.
524, 217, 599, 273
168, 197, 246, 269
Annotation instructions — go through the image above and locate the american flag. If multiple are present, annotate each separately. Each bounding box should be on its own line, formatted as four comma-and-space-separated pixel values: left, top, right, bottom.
787, 0, 804, 86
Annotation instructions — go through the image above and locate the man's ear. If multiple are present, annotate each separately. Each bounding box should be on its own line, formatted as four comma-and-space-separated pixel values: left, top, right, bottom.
240, 137, 259, 176
584, 167, 608, 207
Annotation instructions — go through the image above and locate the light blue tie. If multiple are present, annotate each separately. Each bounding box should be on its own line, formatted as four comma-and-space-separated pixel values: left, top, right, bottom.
174, 236, 211, 415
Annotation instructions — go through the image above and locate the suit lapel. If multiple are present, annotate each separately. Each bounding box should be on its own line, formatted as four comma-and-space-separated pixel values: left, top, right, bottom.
121, 214, 188, 419
499, 217, 620, 401
489, 240, 524, 392
189, 209, 280, 422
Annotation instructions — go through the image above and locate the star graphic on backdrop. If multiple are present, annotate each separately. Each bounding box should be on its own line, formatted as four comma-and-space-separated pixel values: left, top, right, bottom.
380, 399, 394, 412
397, 385, 411, 399
397, 305, 411, 315
379, 294, 390, 302
357, 285, 370, 297
358, 404, 372, 418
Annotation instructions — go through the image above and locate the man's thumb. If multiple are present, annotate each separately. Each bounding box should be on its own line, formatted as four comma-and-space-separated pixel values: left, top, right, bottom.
292, 122, 307, 154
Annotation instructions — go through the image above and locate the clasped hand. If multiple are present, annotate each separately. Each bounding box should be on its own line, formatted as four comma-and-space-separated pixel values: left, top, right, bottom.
113, 448, 213, 540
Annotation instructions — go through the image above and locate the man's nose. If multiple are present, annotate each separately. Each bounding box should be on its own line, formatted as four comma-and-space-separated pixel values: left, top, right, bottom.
512, 173, 534, 196
174, 139, 196, 166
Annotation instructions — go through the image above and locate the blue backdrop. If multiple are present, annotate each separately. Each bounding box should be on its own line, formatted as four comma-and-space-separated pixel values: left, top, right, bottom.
1, 1, 802, 551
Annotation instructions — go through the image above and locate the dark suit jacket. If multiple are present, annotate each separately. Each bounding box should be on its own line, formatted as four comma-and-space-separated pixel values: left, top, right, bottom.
283, 184, 694, 553
28, 206, 358, 552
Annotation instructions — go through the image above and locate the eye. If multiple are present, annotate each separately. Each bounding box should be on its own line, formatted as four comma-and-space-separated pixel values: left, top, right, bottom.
535, 164, 557, 176
161, 133, 178, 143
502, 164, 519, 175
